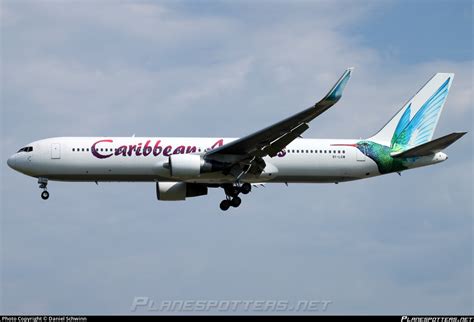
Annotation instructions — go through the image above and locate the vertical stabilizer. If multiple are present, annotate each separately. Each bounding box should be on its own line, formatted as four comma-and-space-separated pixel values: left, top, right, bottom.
368, 73, 454, 152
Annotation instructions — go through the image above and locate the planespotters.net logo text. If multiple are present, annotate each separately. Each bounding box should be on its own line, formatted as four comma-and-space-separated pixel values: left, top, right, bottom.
130, 297, 332, 313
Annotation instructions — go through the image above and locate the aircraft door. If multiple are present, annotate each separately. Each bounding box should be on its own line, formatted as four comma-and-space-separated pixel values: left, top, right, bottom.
51, 143, 61, 159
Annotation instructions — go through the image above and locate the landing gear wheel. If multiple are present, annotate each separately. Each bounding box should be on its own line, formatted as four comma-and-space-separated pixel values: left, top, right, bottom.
231, 196, 241, 208
224, 185, 239, 197
41, 190, 49, 200
220, 200, 231, 211
240, 183, 251, 195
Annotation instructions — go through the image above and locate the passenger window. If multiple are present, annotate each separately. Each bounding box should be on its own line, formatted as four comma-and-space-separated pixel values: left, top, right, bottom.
82, 148, 84, 152
324, 150, 327, 153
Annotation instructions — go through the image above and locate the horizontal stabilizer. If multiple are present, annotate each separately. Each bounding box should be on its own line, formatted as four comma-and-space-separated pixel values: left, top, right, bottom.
391, 132, 467, 158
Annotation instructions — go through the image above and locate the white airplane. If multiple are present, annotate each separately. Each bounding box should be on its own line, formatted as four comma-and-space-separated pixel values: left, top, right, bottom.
7, 69, 466, 211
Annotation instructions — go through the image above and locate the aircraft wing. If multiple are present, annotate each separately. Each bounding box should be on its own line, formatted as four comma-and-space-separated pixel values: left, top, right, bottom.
205, 68, 353, 163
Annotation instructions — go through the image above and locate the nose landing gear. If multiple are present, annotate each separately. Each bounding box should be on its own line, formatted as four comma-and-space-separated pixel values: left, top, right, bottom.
38, 177, 49, 200
219, 183, 251, 211
41, 190, 50, 200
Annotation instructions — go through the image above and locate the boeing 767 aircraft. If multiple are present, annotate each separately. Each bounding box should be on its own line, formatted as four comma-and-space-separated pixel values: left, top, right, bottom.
7, 69, 466, 210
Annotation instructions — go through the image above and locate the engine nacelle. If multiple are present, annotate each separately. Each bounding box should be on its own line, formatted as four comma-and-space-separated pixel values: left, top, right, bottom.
169, 154, 203, 177
156, 182, 208, 201
167, 154, 228, 178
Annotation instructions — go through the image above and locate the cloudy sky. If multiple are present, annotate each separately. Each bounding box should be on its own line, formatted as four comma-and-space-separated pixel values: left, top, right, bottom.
1, 0, 472, 315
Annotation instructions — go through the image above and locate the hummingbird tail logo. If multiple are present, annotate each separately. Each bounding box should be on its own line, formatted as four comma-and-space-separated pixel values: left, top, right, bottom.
368, 73, 454, 153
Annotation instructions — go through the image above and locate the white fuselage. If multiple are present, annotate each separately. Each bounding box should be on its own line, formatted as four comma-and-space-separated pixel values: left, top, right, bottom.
7, 137, 447, 184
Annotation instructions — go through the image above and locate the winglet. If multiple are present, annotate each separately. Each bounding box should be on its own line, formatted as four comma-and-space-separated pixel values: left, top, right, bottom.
323, 67, 354, 102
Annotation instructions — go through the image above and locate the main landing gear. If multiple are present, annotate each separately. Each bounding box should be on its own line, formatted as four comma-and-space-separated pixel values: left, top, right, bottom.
38, 177, 49, 200
219, 182, 251, 211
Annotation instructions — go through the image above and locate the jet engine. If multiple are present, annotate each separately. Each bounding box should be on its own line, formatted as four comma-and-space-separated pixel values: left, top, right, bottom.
156, 182, 208, 201
166, 154, 227, 178
169, 154, 203, 177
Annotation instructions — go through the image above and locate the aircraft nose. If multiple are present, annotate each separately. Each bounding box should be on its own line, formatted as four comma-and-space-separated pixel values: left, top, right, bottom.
7, 154, 17, 169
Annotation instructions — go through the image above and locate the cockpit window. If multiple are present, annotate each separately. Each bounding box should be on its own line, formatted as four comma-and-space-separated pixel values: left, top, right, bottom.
17, 146, 33, 153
